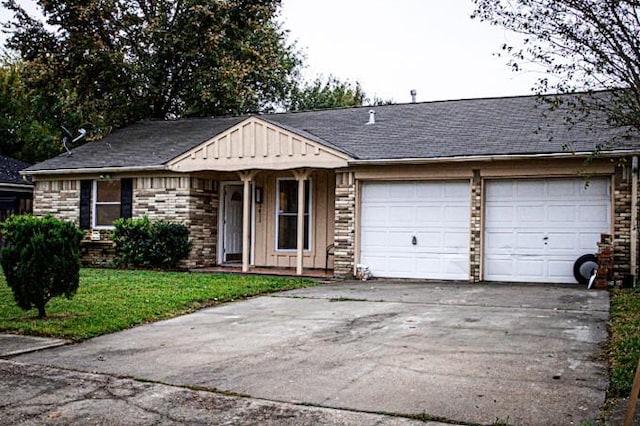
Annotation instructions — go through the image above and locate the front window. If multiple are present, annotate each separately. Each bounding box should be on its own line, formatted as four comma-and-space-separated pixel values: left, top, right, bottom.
93, 180, 121, 228
276, 179, 311, 250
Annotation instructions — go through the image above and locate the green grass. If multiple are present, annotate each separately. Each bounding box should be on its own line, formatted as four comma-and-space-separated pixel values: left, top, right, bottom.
0, 268, 315, 341
608, 287, 640, 397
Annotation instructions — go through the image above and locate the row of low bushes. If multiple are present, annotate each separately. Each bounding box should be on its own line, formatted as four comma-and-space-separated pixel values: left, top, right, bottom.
0, 215, 191, 317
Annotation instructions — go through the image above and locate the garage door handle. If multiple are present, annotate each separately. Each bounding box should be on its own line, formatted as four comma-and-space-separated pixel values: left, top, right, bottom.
412, 236, 417, 245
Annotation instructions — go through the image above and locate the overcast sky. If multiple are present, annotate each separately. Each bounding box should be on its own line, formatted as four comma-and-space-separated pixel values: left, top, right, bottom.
1, 0, 542, 104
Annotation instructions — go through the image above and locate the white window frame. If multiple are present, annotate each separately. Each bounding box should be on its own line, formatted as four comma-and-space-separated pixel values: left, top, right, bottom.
275, 177, 312, 252
92, 180, 121, 229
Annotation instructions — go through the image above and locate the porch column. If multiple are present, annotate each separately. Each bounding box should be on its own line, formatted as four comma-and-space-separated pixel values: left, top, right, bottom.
238, 170, 258, 273
292, 169, 312, 275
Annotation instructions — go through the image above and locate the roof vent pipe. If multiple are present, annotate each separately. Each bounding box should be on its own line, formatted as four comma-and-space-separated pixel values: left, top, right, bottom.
410, 89, 417, 103
367, 109, 375, 125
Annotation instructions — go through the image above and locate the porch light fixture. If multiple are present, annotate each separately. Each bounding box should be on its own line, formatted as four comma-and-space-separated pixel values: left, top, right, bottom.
255, 186, 263, 204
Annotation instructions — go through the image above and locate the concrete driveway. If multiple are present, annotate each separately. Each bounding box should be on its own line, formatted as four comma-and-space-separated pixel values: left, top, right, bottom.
14, 281, 609, 425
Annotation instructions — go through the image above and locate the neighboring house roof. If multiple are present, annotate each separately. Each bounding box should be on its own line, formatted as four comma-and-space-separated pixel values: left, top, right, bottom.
0, 155, 32, 185
24, 92, 640, 174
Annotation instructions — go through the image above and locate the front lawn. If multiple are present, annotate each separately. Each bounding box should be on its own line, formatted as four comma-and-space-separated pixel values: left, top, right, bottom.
0, 269, 315, 341
608, 287, 640, 397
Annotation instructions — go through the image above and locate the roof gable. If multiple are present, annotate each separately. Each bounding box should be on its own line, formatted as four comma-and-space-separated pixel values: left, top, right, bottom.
168, 117, 352, 172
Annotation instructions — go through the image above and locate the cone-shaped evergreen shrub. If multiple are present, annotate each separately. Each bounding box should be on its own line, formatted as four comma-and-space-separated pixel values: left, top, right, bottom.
0, 215, 83, 318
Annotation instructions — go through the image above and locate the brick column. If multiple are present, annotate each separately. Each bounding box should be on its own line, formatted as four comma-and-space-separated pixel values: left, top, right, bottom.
334, 172, 356, 278
469, 171, 482, 283
613, 163, 632, 285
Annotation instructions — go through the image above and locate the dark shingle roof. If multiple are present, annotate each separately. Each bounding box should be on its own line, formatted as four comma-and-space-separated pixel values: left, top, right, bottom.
25, 93, 640, 173
0, 155, 32, 184
26, 116, 245, 172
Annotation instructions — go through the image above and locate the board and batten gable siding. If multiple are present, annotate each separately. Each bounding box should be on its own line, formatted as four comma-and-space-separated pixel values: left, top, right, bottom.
252, 170, 335, 269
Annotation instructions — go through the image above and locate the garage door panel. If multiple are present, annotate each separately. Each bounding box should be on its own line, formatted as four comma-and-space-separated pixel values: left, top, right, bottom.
442, 231, 469, 249
361, 206, 388, 226
516, 233, 546, 250
486, 232, 516, 251
548, 205, 577, 222
444, 205, 469, 222
545, 233, 578, 250
444, 181, 470, 197
485, 206, 514, 225
548, 260, 576, 279
483, 256, 512, 278
548, 180, 575, 196
578, 232, 604, 251
516, 181, 545, 197
485, 178, 610, 283
414, 232, 442, 247
361, 181, 470, 280
415, 206, 441, 220
387, 256, 414, 274
389, 184, 414, 199
390, 206, 414, 222
415, 184, 443, 197
517, 205, 546, 223
580, 204, 609, 222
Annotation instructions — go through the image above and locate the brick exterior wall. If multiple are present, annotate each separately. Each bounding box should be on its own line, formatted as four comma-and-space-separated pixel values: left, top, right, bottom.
613, 163, 633, 285
33, 180, 80, 224
469, 172, 482, 283
333, 172, 356, 278
133, 176, 217, 268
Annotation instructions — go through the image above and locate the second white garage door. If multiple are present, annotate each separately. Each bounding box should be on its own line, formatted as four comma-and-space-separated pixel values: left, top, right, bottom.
360, 181, 470, 280
484, 178, 611, 283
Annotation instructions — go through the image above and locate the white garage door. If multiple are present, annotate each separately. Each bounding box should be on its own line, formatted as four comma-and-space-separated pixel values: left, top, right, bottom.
484, 178, 611, 283
360, 181, 470, 280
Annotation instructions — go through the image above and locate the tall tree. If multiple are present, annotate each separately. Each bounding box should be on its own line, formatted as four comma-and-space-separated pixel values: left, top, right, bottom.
287, 75, 366, 111
471, 0, 640, 134
287, 75, 392, 111
2, 0, 301, 145
0, 61, 58, 162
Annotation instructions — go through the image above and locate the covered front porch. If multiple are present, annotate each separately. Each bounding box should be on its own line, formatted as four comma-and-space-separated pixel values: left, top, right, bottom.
167, 116, 351, 276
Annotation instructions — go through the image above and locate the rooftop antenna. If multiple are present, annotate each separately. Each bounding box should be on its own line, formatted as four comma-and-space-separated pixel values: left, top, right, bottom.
61, 126, 87, 156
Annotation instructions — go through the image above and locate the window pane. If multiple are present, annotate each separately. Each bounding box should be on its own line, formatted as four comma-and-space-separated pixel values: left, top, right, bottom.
97, 180, 121, 202
278, 216, 297, 249
277, 179, 311, 250
277, 215, 310, 250
278, 180, 310, 214
279, 180, 298, 213
96, 204, 120, 227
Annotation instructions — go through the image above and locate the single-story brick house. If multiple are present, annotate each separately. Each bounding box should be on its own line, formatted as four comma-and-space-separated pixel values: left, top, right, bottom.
22, 93, 640, 284
0, 155, 33, 220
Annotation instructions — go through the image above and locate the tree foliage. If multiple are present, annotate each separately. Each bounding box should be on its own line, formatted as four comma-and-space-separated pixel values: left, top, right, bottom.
112, 216, 192, 270
287, 75, 366, 111
0, 61, 59, 162
471, 0, 640, 132
287, 75, 393, 111
0, 215, 83, 318
1, 0, 301, 156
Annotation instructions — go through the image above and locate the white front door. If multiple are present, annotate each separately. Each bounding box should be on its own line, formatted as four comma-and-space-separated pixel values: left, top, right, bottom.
484, 178, 611, 283
360, 181, 471, 280
223, 184, 244, 263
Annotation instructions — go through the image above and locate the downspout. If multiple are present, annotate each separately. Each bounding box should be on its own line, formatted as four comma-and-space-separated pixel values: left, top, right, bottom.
631, 156, 638, 286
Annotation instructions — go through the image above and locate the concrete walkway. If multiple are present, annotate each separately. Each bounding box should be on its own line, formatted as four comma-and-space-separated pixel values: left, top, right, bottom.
9, 281, 610, 425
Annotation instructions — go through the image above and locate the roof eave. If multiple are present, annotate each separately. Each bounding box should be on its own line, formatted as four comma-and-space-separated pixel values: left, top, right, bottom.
347, 150, 640, 166
21, 164, 168, 177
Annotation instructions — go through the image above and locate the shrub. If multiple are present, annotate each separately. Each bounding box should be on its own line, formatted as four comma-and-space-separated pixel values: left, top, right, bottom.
112, 217, 192, 269
0, 215, 83, 318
